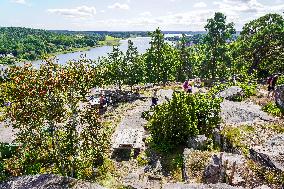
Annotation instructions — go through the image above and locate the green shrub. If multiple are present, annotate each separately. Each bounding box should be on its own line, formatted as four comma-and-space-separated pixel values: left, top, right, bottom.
262, 102, 284, 117
237, 82, 257, 98
277, 75, 284, 85
136, 152, 149, 166
147, 92, 222, 151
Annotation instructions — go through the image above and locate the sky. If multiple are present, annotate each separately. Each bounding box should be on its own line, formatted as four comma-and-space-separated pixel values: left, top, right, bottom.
0, 0, 283, 31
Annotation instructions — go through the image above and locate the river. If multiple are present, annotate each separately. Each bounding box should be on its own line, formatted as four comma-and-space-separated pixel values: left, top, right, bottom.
28, 37, 152, 67
1, 36, 176, 69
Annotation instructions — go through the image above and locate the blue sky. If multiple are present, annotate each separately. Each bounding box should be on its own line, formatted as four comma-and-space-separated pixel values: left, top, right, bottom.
0, 0, 283, 31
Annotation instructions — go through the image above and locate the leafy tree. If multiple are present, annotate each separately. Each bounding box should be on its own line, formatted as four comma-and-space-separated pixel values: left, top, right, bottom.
234, 13, 284, 77
203, 12, 236, 79
176, 34, 190, 81
1, 60, 108, 179
105, 46, 126, 89
144, 28, 177, 84
124, 40, 144, 89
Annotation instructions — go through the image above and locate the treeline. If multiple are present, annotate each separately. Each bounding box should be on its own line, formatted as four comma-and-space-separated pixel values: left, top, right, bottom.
96, 12, 283, 89
51, 30, 149, 39
0, 27, 105, 64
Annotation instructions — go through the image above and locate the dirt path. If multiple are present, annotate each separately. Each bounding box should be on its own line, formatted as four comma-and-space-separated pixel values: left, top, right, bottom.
111, 89, 174, 151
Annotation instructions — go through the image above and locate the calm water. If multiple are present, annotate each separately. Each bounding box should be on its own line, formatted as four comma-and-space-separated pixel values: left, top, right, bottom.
0, 36, 175, 69
28, 37, 152, 68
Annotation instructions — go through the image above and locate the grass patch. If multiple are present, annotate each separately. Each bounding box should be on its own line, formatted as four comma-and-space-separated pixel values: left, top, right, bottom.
247, 160, 284, 186
262, 102, 284, 117
98, 35, 121, 46
184, 149, 212, 183
221, 125, 255, 156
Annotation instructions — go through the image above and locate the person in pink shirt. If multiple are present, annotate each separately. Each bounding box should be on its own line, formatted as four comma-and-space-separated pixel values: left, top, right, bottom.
183, 80, 192, 93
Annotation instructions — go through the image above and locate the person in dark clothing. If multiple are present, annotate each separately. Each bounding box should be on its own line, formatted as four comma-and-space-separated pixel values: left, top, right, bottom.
268, 75, 278, 98
151, 89, 159, 107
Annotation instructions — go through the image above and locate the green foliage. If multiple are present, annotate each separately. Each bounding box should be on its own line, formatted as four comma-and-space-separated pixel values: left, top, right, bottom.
136, 152, 149, 166
0, 60, 109, 180
203, 12, 236, 79
277, 75, 284, 85
221, 125, 255, 156
147, 92, 222, 151
0, 27, 104, 64
144, 28, 179, 84
262, 102, 284, 117
234, 13, 284, 77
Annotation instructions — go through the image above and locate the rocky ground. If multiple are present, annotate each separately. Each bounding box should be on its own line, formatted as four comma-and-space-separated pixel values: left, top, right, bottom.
0, 174, 106, 189
0, 84, 283, 188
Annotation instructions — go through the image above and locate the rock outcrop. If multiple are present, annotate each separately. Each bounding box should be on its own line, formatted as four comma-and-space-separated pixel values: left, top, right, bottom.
203, 153, 246, 185
250, 134, 284, 171
0, 174, 106, 189
187, 135, 213, 150
221, 100, 275, 125
217, 86, 244, 101
163, 183, 244, 189
275, 85, 284, 109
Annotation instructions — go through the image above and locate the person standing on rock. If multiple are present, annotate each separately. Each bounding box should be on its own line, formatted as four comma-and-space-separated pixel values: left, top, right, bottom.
151, 88, 159, 107
268, 75, 278, 98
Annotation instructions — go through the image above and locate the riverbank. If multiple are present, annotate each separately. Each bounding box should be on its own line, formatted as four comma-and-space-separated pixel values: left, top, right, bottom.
0, 36, 122, 66
98, 35, 122, 46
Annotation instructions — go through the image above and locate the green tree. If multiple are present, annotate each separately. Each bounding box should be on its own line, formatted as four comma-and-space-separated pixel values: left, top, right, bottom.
145, 28, 177, 84
106, 46, 126, 89
204, 12, 236, 79
124, 40, 144, 89
234, 13, 284, 77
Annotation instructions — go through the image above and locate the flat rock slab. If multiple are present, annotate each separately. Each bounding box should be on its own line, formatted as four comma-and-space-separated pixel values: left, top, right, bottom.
163, 183, 244, 189
0, 121, 17, 143
0, 174, 106, 189
217, 86, 244, 101
112, 128, 144, 149
221, 100, 275, 125
250, 134, 284, 171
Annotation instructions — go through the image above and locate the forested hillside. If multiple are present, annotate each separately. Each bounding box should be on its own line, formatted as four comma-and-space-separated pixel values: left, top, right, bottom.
0, 27, 105, 64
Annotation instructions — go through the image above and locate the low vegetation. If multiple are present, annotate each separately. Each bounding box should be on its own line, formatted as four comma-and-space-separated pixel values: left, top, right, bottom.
147, 92, 222, 152
262, 102, 284, 117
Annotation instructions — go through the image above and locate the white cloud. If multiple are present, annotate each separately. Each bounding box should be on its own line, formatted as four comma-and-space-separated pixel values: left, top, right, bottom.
10, 0, 26, 4
108, 3, 129, 10
47, 6, 96, 19
140, 11, 152, 17
193, 2, 207, 8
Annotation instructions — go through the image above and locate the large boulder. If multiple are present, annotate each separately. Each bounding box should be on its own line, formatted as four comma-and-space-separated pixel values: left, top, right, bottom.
250, 134, 284, 171
217, 86, 244, 101
0, 174, 105, 189
275, 85, 284, 109
221, 100, 275, 125
203, 153, 246, 185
